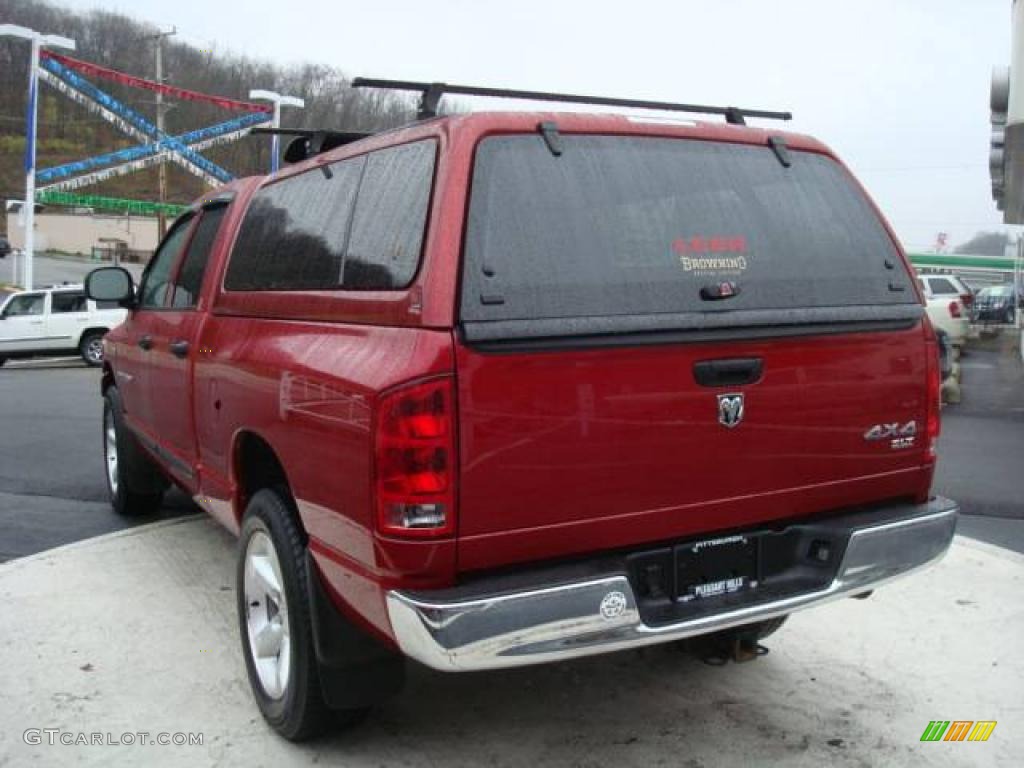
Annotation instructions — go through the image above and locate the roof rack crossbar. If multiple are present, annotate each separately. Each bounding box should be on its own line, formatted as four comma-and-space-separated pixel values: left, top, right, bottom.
351, 77, 792, 124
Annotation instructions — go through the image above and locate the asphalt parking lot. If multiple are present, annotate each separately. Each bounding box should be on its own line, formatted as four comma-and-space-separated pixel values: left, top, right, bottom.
0, 360, 194, 561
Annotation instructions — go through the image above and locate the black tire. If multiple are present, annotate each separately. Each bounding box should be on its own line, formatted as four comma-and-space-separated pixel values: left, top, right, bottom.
0, 357, 6, 367
103, 387, 165, 516
80, 331, 106, 367
238, 488, 366, 741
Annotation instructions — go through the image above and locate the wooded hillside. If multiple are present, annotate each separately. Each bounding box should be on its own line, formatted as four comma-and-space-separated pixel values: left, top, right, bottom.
0, 0, 419, 215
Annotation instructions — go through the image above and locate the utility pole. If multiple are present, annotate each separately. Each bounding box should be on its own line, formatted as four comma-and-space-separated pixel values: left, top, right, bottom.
249, 90, 305, 173
0, 24, 76, 290
149, 26, 175, 239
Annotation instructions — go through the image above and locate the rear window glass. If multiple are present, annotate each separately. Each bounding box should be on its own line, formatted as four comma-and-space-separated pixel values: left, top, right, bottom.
461, 136, 916, 326
926, 277, 958, 294
225, 140, 436, 292
51, 292, 86, 313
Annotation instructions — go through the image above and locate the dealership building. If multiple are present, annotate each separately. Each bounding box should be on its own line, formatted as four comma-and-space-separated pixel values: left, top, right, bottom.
4, 201, 159, 261
993, 1, 1024, 222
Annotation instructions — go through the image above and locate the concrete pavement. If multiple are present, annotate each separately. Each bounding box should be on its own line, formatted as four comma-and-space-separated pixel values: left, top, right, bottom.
0, 516, 1020, 767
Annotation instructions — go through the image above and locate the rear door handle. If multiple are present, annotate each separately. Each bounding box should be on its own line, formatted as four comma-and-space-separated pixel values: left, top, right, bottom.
138, 335, 153, 350
169, 340, 190, 359
693, 358, 764, 387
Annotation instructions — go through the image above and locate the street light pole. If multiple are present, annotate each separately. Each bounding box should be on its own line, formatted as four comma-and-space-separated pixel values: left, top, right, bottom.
148, 26, 176, 239
24, 34, 40, 291
0, 24, 76, 291
249, 90, 305, 173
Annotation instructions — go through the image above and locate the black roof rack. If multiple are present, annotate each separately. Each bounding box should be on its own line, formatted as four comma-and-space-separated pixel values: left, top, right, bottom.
251, 127, 372, 164
351, 77, 792, 125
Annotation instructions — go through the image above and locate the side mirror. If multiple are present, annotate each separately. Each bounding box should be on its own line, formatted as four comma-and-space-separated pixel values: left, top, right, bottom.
85, 267, 136, 308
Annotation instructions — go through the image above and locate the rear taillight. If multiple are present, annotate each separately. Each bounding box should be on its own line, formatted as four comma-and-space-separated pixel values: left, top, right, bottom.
947, 301, 961, 319
374, 378, 456, 538
925, 343, 941, 461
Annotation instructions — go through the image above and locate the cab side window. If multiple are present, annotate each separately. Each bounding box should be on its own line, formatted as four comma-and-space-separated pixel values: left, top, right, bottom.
139, 217, 194, 309
172, 206, 226, 309
51, 292, 87, 313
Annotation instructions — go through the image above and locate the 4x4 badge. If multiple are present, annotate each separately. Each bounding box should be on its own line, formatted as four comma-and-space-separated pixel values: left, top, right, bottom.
717, 393, 744, 428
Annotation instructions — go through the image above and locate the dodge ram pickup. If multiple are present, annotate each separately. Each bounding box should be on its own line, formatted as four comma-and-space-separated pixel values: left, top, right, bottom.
85, 82, 958, 741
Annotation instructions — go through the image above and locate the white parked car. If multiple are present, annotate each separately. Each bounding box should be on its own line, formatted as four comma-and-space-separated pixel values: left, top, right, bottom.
0, 284, 127, 367
918, 273, 975, 316
923, 293, 969, 348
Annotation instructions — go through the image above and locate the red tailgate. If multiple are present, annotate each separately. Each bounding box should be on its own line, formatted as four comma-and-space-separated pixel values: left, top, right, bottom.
455, 328, 931, 570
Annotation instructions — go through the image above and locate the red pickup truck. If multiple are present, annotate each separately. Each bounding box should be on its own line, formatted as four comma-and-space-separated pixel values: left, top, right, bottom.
85, 87, 958, 741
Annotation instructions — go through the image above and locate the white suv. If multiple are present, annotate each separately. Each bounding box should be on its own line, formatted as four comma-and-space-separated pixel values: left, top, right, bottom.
0, 284, 127, 367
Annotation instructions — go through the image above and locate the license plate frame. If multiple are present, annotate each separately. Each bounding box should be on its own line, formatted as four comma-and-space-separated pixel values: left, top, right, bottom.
676, 533, 759, 603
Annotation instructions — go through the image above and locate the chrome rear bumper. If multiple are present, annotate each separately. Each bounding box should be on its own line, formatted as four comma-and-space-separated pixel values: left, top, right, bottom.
387, 498, 958, 671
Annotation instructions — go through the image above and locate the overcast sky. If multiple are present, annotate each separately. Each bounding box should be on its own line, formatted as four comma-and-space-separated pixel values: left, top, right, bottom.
58, 0, 1015, 252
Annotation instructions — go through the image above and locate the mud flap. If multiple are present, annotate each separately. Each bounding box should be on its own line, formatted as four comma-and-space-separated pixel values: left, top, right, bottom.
305, 553, 405, 709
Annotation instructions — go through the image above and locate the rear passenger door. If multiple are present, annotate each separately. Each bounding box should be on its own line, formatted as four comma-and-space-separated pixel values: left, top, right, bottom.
47, 290, 89, 352
145, 201, 229, 487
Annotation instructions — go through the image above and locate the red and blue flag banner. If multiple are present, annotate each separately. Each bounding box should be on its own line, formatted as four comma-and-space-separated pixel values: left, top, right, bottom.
34, 53, 272, 195
39, 55, 237, 184
40, 50, 273, 114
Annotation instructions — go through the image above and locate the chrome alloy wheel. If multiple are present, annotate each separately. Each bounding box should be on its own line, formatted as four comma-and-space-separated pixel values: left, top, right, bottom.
85, 336, 104, 364
104, 406, 118, 496
244, 531, 292, 700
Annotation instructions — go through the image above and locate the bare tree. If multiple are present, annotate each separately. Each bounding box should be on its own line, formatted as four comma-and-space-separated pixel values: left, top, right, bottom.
0, 0, 418, 206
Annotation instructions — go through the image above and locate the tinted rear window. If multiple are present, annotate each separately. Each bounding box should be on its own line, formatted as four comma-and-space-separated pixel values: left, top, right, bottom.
51, 292, 86, 313
461, 136, 916, 327
926, 277, 959, 294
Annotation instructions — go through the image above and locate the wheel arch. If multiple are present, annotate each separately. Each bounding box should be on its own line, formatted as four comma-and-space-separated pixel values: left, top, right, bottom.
231, 430, 305, 537
78, 326, 110, 345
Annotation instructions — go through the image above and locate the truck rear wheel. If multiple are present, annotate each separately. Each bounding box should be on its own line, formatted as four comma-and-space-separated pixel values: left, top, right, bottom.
103, 387, 165, 516
237, 488, 368, 741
